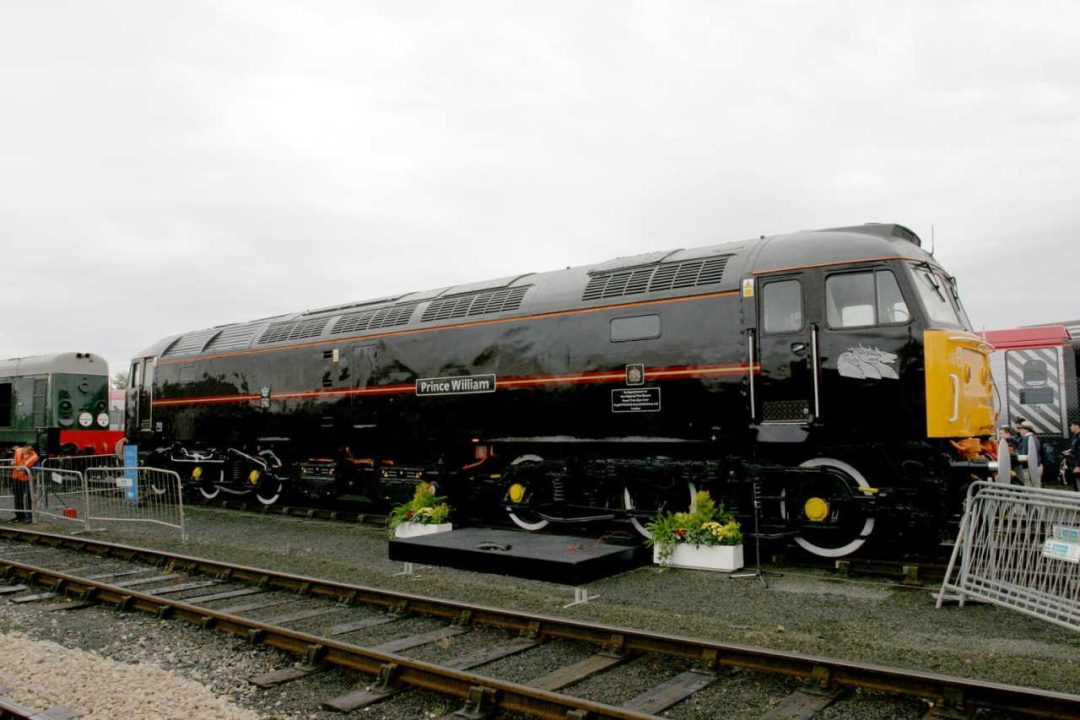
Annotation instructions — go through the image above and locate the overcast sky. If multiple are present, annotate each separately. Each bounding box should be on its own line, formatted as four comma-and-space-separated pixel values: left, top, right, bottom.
2, 1, 1078, 379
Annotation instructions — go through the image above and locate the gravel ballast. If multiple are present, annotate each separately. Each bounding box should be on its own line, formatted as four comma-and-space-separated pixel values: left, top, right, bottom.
1, 508, 1078, 718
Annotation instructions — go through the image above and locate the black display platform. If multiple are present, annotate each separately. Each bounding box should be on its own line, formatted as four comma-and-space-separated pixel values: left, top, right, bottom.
388, 528, 648, 585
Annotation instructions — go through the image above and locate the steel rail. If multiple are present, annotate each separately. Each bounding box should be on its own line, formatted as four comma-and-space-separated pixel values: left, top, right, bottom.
0, 557, 656, 720
2, 529, 1079, 718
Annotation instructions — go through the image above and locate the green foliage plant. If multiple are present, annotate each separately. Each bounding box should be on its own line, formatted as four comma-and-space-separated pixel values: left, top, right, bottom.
646, 490, 743, 565
389, 482, 451, 532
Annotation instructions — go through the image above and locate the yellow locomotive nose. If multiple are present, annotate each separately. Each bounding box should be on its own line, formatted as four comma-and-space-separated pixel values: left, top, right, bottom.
924, 330, 995, 438
804, 497, 830, 522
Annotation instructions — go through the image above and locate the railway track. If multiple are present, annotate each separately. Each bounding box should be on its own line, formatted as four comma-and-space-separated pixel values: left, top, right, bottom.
1, 528, 1077, 719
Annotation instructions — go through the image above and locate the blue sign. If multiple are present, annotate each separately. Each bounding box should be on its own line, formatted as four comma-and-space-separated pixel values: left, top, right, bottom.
124, 444, 139, 503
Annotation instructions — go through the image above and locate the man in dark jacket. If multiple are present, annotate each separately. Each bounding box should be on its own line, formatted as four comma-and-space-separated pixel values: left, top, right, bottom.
1063, 420, 1080, 491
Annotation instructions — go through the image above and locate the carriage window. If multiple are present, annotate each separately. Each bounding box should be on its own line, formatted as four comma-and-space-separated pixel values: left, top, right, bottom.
610, 314, 661, 342
826, 270, 909, 328
762, 280, 803, 333
0, 383, 11, 427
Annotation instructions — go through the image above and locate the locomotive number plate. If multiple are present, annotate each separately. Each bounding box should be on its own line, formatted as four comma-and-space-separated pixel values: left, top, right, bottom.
612, 387, 661, 413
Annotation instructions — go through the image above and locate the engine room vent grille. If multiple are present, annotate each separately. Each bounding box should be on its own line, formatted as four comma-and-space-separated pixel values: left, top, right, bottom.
202, 325, 261, 353
162, 329, 220, 357
420, 286, 530, 323
582, 268, 654, 301
332, 303, 419, 335
257, 317, 331, 345
583, 255, 730, 301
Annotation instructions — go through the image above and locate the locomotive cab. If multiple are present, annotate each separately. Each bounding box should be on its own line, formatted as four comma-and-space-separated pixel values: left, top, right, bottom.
746, 225, 994, 556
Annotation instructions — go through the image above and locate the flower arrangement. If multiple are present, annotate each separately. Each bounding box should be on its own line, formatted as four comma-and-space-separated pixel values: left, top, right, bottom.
647, 490, 743, 565
388, 482, 451, 532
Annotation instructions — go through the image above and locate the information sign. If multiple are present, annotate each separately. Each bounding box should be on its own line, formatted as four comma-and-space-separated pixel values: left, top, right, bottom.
123, 443, 139, 503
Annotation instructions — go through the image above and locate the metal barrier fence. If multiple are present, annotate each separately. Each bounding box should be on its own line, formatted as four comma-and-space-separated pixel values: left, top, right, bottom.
40, 453, 122, 474
0, 466, 28, 521
2, 458, 186, 541
31, 467, 89, 529
83, 467, 187, 540
937, 481, 1080, 631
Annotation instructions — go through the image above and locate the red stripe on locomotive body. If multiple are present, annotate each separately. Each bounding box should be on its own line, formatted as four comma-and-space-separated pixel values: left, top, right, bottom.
151, 363, 757, 408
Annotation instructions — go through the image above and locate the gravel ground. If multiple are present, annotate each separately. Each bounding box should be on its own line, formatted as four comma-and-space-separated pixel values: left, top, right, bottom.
1, 508, 1078, 718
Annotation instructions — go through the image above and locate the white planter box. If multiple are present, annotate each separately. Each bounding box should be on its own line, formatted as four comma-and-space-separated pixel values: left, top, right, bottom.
394, 522, 453, 538
654, 543, 744, 572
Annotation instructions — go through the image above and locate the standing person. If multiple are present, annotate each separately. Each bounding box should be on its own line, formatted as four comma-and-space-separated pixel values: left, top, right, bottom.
12, 443, 39, 523
1017, 421, 1042, 488
1062, 420, 1080, 491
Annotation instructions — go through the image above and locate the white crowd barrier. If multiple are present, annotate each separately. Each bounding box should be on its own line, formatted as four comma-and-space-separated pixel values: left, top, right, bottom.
2, 454, 187, 542
937, 481, 1080, 631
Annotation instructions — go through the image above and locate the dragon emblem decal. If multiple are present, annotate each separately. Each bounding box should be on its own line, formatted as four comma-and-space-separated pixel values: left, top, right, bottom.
837, 346, 899, 380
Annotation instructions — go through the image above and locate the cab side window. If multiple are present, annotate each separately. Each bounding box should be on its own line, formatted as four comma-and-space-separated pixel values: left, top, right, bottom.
826, 270, 909, 328
762, 279, 803, 333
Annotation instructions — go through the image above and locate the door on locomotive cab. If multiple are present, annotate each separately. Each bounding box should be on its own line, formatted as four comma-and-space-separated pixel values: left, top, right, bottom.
755, 275, 819, 424
814, 267, 913, 434
129, 357, 154, 434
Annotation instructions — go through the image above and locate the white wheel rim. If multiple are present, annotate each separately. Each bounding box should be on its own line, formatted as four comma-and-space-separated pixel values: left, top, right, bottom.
506, 454, 549, 531
623, 482, 697, 539
197, 484, 219, 500
507, 512, 549, 531
256, 484, 281, 506
790, 457, 876, 558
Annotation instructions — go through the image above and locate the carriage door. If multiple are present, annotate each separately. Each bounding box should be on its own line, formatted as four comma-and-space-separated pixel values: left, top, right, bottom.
754, 274, 820, 425
129, 357, 154, 434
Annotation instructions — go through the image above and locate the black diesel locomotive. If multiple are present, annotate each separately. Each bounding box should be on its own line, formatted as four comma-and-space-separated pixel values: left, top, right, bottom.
127, 223, 994, 557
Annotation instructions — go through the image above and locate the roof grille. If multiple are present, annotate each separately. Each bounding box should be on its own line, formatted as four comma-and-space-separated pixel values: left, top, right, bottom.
584, 256, 730, 301
162, 329, 219, 357
257, 318, 331, 345
332, 303, 418, 335
421, 286, 529, 323
582, 268, 654, 301
203, 325, 260, 353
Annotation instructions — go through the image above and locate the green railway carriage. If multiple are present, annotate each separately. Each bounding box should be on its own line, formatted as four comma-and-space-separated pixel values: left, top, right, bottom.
0, 352, 122, 454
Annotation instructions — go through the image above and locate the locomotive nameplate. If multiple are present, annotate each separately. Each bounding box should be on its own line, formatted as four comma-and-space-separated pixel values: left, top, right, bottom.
416, 374, 497, 396
612, 387, 661, 413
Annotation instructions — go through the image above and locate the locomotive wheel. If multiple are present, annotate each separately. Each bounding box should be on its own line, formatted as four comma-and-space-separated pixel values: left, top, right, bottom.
505, 454, 550, 531
623, 481, 697, 539
785, 457, 876, 558
196, 476, 220, 500
255, 477, 283, 506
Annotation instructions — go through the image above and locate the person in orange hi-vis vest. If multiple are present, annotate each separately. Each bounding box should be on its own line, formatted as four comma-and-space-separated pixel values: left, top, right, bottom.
11, 444, 39, 523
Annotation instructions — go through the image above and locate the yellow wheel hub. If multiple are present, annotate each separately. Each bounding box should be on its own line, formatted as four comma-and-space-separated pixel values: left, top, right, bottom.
508, 483, 526, 503
249, 469, 261, 485
804, 497, 830, 522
